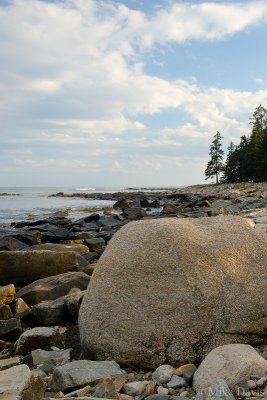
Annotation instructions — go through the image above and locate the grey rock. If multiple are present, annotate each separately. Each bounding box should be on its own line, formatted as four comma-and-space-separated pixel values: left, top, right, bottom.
123, 207, 147, 220
0, 318, 22, 340
15, 326, 66, 355
32, 348, 71, 373
79, 216, 267, 368
123, 381, 149, 396
51, 360, 126, 393
0, 236, 28, 251
15, 271, 90, 306
195, 379, 235, 400
0, 364, 45, 400
144, 395, 170, 400
32, 290, 85, 325
152, 365, 174, 384
0, 357, 21, 371
193, 344, 267, 392
167, 375, 186, 388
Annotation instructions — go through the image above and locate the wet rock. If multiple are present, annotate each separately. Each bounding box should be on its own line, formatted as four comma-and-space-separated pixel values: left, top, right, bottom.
0, 364, 45, 400
0, 284, 15, 305
114, 199, 131, 209
26, 243, 89, 255
31, 290, 85, 326
15, 326, 66, 355
0, 236, 28, 251
14, 298, 31, 319
123, 207, 147, 220
0, 305, 13, 320
51, 360, 126, 393
84, 238, 106, 251
11, 230, 42, 246
15, 271, 90, 306
162, 204, 180, 214
0, 251, 82, 285
0, 318, 22, 340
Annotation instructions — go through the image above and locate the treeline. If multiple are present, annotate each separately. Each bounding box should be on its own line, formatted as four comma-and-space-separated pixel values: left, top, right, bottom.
205, 105, 267, 183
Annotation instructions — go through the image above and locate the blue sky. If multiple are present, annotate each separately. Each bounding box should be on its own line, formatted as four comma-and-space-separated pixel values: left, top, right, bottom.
1, 0, 267, 187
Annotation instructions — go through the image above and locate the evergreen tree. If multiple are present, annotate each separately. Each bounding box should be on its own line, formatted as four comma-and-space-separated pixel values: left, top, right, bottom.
205, 131, 224, 184
222, 141, 238, 183
223, 105, 267, 183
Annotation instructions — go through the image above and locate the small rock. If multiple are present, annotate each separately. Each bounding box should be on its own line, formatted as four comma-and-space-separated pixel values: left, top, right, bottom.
62, 384, 92, 397
152, 365, 174, 384
0, 356, 21, 371
119, 394, 134, 400
162, 204, 179, 214
123, 381, 150, 396
0, 364, 45, 399
167, 375, 186, 388
0, 318, 22, 340
32, 348, 71, 373
145, 395, 169, 400
14, 297, 31, 318
15, 326, 66, 355
0, 284, 15, 305
123, 207, 147, 220
0, 304, 13, 320
247, 380, 257, 390
256, 376, 267, 387
113, 375, 127, 392
84, 238, 106, 251
157, 387, 169, 395
51, 360, 126, 393
93, 376, 119, 399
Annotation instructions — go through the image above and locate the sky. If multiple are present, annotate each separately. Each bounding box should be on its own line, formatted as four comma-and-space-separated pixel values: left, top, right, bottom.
1, 0, 267, 187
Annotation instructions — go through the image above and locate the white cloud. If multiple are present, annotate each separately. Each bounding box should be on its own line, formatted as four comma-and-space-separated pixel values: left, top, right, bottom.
1, 0, 267, 185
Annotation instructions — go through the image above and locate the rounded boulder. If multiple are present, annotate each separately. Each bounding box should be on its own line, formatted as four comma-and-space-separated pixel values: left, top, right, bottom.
79, 216, 267, 368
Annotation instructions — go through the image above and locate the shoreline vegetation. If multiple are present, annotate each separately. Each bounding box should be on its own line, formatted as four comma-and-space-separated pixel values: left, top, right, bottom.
0, 182, 266, 398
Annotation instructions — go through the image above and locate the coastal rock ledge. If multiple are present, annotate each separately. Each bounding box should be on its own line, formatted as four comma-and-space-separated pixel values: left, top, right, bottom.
79, 215, 267, 369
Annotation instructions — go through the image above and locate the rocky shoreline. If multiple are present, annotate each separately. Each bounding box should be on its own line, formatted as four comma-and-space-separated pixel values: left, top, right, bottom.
0, 183, 266, 399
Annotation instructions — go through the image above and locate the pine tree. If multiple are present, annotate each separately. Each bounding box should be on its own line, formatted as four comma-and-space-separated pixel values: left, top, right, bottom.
221, 141, 238, 183
222, 105, 267, 183
205, 131, 224, 184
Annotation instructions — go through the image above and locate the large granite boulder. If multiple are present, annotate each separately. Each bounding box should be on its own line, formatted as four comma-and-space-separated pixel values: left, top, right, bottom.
79, 216, 267, 368
0, 250, 82, 285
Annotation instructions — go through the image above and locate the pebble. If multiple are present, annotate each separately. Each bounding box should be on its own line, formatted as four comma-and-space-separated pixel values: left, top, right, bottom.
152, 365, 174, 384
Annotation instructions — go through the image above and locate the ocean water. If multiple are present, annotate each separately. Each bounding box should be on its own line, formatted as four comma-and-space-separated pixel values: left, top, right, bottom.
0, 186, 174, 224
0, 186, 121, 224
